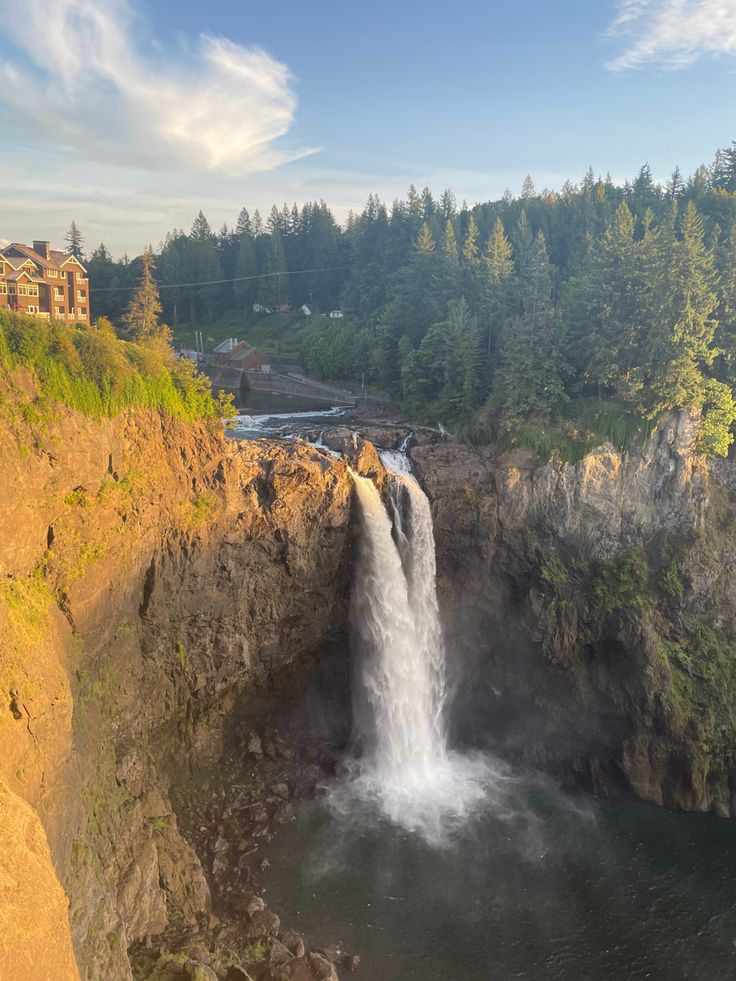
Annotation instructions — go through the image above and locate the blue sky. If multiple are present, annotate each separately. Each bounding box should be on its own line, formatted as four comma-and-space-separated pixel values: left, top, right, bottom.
0, 0, 734, 255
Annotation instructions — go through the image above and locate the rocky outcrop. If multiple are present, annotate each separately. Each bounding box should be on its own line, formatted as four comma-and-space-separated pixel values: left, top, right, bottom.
0, 370, 358, 980
411, 411, 736, 816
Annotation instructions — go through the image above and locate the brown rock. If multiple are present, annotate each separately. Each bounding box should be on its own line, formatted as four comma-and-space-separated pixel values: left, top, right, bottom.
226, 967, 255, 981
280, 928, 306, 958
269, 938, 293, 967
308, 952, 339, 980
245, 909, 281, 939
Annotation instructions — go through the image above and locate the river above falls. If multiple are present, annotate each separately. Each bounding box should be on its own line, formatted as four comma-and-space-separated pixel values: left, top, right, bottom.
262, 775, 736, 981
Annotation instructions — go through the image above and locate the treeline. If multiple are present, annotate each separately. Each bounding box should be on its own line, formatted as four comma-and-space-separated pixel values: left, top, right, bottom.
87, 142, 736, 454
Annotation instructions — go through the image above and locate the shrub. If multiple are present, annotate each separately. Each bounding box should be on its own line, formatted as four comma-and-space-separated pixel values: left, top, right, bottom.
0, 310, 231, 423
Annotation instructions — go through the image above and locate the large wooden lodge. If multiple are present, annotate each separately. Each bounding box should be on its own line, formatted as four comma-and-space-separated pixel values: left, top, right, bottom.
0, 240, 90, 326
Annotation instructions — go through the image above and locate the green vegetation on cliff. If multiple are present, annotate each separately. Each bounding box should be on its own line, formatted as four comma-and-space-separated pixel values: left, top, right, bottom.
0, 310, 229, 422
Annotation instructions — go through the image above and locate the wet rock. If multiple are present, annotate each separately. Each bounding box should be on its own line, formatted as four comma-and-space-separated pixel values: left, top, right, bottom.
280, 929, 306, 958
245, 909, 281, 939
269, 938, 293, 967
246, 731, 263, 757
273, 801, 295, 825
343, 953, 361, 972
315, 944, 340, 965
243, 895, 265, 917
308, 952, 339, 979
226, 967, 255, 981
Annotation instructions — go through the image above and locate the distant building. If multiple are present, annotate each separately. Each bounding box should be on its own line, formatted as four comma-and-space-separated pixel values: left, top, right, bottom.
277, 304, 292, 314
0, 240, 90, 325
329, 309, 344, 319
252, 303, 271, 314
212, 337, 242, 355
299, 304, 311, 316
211, 337, 305, 377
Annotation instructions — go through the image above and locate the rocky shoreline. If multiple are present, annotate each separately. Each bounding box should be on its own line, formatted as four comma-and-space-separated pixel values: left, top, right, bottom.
131, 717, 358, 981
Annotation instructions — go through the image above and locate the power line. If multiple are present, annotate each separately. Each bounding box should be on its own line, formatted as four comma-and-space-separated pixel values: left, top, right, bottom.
90, 264, 350, 293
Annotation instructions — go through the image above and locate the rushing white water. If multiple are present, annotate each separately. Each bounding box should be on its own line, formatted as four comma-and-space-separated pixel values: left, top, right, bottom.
346, 453, 494, 840
228, 406, 348, 438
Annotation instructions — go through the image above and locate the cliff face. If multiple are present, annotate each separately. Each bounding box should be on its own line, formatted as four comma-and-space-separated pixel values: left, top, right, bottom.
412, 412, 736, 816
0, 370, 355, 980
4, 367, 736, 979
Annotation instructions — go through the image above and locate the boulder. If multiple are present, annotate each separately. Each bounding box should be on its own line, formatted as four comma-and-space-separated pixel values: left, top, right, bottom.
245, 909, 281, 939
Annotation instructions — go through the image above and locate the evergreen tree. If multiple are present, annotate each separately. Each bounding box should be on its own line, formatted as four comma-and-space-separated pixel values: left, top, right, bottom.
236, 207, 252, 236
643, 201, 719, 416
65, 220, 84, 260
497, 231, 568, 422
123, 249, 165, 341
480, 217, 514, 365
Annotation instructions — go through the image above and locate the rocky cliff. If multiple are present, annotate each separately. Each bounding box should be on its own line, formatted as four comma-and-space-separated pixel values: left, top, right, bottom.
4, 366, 736, 980
0, 369, 357, 980
412, 411, 736, 816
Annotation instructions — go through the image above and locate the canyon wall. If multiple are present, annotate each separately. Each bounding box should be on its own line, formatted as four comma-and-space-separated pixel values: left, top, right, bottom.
3, 365, 736, 980
0, 370, 355, 980
412, 412, 736, 816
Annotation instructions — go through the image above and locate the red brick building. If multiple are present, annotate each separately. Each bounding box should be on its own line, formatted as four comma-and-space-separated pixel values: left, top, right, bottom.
0, 241, 90, 325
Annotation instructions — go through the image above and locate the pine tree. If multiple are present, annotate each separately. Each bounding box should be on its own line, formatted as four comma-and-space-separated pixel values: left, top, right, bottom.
715, 223, 736, 382
123, 249, 165, 341
65, 220, 84, 260
236, 207, 252, 236
480, 217, 515, 365
521, 175, 536, 200
462, 216, 480, 267
665, 166, 684, 200
441, 220, 459, 266
415, 222, 436, 255
644, 201, 719, 416
498, 231, 568, 421
257, 229, 288, 309
439, 189, 457, 220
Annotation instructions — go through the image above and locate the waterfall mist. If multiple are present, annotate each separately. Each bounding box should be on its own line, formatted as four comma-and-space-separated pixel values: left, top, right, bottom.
342, 454, 497, 841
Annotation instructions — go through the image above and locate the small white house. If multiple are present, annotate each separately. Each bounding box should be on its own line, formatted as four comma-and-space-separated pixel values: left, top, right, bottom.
252, 303, 272, 314
300, 304, 311, 316
329, 309, 344, 319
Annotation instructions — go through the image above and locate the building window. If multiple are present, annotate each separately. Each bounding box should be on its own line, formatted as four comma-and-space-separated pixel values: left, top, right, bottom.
8, 285, 16, 294
0, 283, 6, 295
54, 287, 64, 298
47, 269, 57, 277
80, 308, 87, 317
18, 285, 28, 296
29, 285, 39, 297
27, 305, 38, 314
55, 306, 64, 315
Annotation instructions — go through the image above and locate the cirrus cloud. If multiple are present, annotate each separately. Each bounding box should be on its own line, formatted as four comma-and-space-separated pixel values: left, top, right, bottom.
0, 0, 316, 174
606, 0, 736, 70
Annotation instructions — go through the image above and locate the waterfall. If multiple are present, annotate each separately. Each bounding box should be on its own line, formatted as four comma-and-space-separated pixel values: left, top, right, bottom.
346, 452, 492, 840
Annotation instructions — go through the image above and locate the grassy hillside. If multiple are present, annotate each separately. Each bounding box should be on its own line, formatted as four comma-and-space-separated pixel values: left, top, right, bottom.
0, 311, 229, 423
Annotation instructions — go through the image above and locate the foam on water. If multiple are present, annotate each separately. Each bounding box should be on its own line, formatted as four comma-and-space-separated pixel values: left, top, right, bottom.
228, 405, 348, 436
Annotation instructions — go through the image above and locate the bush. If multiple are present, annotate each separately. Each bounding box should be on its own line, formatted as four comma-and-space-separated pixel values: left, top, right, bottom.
0, 311, 229, 422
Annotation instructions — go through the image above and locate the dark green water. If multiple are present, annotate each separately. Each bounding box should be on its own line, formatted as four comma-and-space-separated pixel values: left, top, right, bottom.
263, 773, 736, 980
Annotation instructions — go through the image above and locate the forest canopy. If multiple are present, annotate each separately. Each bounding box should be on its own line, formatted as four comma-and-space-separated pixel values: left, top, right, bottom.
86, 143, 736, 455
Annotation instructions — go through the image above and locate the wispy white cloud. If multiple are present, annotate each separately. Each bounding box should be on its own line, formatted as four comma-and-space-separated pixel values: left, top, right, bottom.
605, 0, 736, 70
0, 0, 314, 174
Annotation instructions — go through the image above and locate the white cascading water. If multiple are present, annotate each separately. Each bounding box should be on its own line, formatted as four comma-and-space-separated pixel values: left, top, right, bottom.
346, 448, 492, 841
